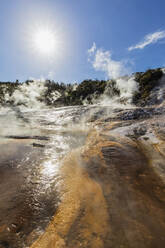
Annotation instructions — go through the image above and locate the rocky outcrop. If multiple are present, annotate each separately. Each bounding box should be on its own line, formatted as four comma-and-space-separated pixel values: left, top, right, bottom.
29, 105, 165, 248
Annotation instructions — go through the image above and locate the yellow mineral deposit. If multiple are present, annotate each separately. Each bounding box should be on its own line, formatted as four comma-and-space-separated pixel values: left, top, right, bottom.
30, 148, 109, 248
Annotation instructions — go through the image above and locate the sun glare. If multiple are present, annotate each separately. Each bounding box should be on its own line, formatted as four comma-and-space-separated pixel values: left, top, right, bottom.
33, 28, 57, 55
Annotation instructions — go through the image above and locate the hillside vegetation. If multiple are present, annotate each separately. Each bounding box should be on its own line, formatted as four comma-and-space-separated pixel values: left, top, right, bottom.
0, 68, 163, 107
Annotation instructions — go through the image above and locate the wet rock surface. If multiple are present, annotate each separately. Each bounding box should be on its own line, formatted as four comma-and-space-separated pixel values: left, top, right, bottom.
85, 133, 165, 248
0, 105, 165, 247
0, 141, 59, 248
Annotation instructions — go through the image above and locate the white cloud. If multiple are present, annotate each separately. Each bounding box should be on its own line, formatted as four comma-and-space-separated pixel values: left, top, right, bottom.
87, 42, 96, 54
88, 43, 131, 79
128, 30, 165, 51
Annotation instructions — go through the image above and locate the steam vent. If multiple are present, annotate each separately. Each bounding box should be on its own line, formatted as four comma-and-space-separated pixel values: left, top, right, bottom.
1, 68, 165, 248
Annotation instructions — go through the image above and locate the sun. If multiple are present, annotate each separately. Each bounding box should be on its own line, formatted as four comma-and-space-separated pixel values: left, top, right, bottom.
33, 28, 57, 55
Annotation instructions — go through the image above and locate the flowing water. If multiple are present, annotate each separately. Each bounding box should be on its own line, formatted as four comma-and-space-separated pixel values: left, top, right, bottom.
0, 106, 90, 247
0, 102, 165, 247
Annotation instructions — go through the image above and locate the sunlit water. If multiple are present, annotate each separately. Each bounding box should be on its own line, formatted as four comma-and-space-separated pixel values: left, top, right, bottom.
0, 106, 92, 247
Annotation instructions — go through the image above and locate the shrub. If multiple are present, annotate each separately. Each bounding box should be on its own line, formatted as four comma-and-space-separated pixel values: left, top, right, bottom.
133, 68, 163, 104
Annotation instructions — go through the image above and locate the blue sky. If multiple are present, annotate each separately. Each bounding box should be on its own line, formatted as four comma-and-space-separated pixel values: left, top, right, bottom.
0, 0, 165, 83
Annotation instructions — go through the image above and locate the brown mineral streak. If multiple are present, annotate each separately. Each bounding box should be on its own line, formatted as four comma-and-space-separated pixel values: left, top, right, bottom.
30, 126, 165, 248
